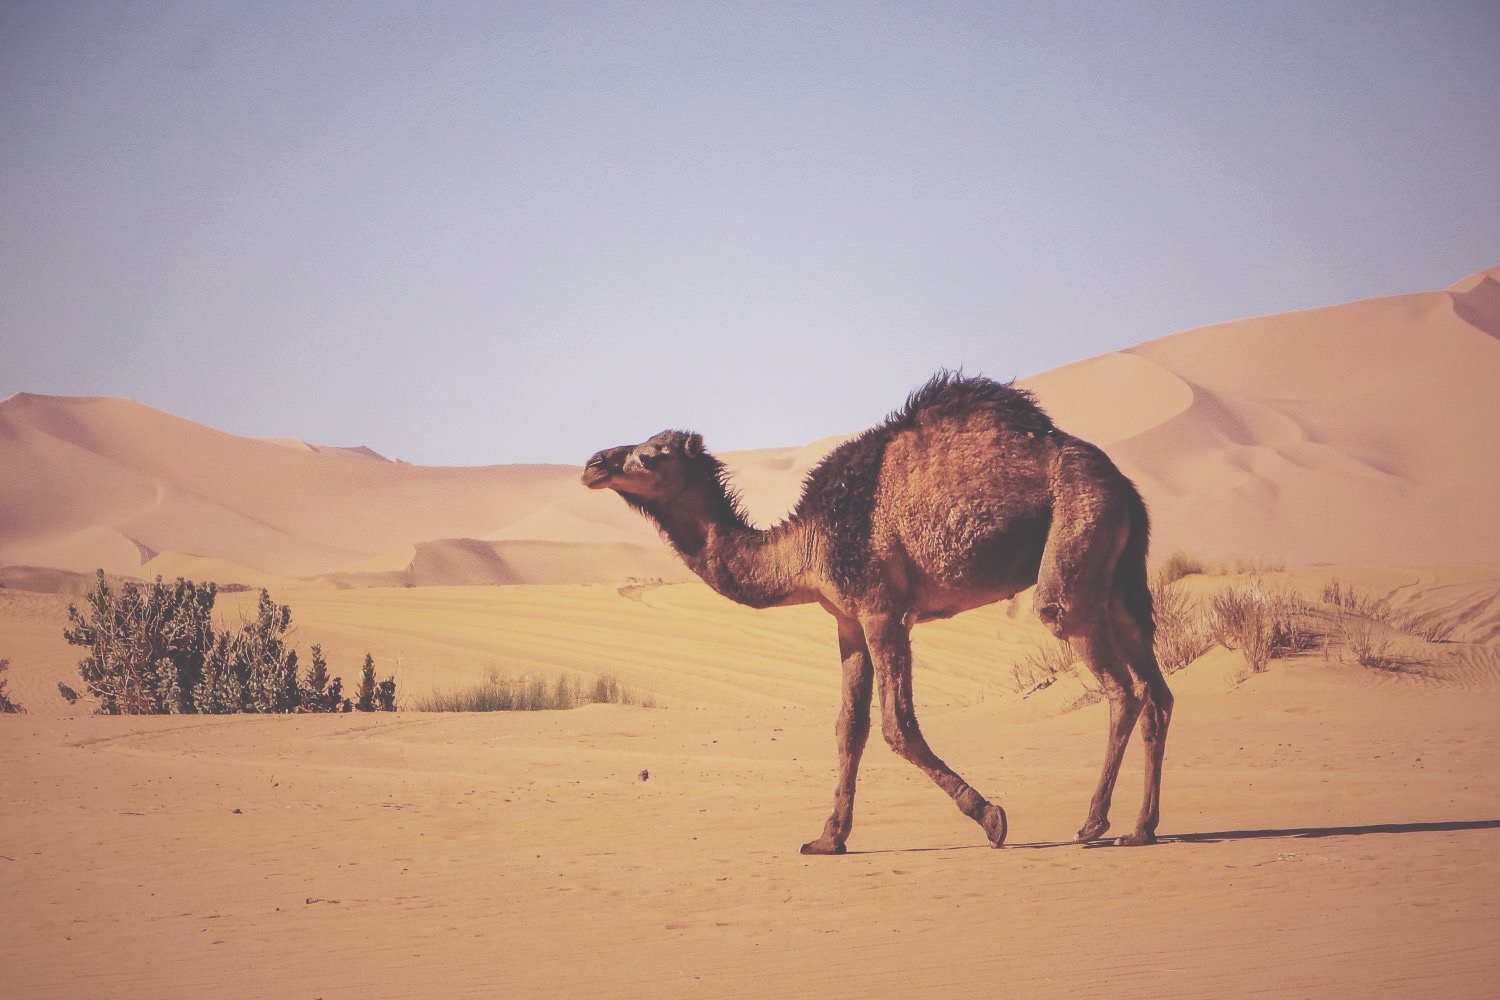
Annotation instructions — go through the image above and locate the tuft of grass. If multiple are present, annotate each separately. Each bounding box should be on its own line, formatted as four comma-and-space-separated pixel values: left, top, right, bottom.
0, 658, 24, 714
1151, 578, 1214, 675
1012, 638, 1076, 697
413, 668, 650, 712
1218, 556, 1286, 576
1318, 578, 1454, 670
1157, 551, 1207, 586
1209, 576, 1314, 674
1321, 579, 1456, 644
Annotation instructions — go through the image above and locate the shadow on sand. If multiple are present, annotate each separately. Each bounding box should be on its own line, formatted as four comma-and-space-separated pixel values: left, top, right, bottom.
1156, 818, 1500, 846
839, 819, 1500, 855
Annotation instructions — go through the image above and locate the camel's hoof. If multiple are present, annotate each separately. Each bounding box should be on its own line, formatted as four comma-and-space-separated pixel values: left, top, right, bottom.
1115, 830, 1157, 847
981, 803, 1007, 848
1075, 819, 1110, 843
800, 839, 847, 856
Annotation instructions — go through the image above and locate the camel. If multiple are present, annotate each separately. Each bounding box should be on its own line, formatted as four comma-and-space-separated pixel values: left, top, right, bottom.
582, 372, 1172, 854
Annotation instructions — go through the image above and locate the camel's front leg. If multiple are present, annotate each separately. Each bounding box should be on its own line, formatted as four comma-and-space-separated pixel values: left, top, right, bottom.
801, 617, 874, 855
863, 612, 1007, 848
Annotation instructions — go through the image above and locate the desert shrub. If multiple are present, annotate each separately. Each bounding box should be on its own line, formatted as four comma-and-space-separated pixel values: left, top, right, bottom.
1317, 578, 1454, 670
1011, 638, 1077, 696
0, 658, 23, 714
351, 653, 398, 712
1217, 556, 1286, 576
1157, 551, 1207, 586
413, 668, 644, 712
1322, 579, 1457, 645
62, 570, 393, 714
1210, 576, 1312, 674
1151, 578, 1214, 675
301, 644, 346, 711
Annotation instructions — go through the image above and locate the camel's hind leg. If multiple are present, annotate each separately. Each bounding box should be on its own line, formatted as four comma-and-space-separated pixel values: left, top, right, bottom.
862, 611, 1007, 848
1060, 623, 1143, 843
1110, 595, 1173, 845
1034, 486, 1161, 845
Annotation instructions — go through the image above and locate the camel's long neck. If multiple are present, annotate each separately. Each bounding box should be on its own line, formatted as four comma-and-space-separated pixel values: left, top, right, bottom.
635, 487, 815, 610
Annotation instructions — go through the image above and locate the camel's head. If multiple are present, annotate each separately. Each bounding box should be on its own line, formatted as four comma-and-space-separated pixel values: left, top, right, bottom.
581, 430, 706, 501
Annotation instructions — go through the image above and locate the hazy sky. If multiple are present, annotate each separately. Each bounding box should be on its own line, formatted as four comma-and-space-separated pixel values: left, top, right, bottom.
4, 2, 1498, 465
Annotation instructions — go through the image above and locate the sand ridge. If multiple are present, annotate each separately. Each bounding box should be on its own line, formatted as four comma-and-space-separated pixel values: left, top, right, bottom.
5, 265, 1500, 584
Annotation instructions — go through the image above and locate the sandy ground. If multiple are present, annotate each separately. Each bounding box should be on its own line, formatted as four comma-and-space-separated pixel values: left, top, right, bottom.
4, 572, 1499, 999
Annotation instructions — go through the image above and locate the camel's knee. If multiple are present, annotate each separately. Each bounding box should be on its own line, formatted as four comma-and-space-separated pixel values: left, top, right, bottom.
1035, 598, 1068, 639
837, 708, 871, 748
1102, 680, 1145, 724
880, 712, 912, 757
1140, 692, 1173, 745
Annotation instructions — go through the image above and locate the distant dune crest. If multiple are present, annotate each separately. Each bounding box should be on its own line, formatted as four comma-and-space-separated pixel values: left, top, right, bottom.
3, 265, 1498, 588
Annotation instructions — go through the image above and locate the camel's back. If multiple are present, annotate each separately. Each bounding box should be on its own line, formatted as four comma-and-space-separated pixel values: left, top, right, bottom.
795, 374, 1071, 593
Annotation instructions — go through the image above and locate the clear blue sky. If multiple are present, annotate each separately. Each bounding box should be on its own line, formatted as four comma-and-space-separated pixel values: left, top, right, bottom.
4, 1, 1498, 465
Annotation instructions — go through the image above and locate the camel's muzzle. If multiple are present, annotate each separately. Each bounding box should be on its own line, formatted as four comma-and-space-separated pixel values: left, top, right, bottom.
581, 445, 631, 489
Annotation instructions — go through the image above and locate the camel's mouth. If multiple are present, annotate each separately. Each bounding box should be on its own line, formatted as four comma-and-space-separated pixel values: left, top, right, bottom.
581, 446, 630, 489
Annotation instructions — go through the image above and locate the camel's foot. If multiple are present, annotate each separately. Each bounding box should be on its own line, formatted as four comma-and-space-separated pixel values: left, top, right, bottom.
1114, 829, 1157, 847
955, 786, 1006, 847
980, 803, 1008, 848
1075, 817, 1111, 843
799, 837, 848, 856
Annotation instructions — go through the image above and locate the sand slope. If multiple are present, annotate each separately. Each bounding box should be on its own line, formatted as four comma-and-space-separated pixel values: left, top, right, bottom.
0, 392, 672, 585
5, 266, 1500, 585
1022, 265, 1500, 565
3, 565, 1499, 997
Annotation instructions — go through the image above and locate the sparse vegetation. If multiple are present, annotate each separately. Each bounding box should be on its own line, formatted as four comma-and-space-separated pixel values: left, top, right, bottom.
412, 666, 647, 712
1318, 578, 1453, 670
1151, 577, 1215, 675
1209, 576, 1315, 674
0, 658, 23, 714
1157, 551, 1207, 585
62, 570, 395, 714
1012, 638, 1077, 696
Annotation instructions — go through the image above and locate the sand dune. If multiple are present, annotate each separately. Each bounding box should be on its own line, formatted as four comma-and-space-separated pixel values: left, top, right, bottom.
5, 266, 1499, 588
0, 392, 664, 584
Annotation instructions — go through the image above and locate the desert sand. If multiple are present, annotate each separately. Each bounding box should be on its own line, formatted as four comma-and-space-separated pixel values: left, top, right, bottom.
3, 266, 1500, 997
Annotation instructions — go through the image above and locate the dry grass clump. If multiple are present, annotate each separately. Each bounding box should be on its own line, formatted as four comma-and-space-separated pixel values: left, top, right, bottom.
1151, 577, 1215, 675
1321, 579, 1456, 645
1156, 551, 1286, 585
1012, 638, 1077, 696
1318, 578, 1453, 670
1209, 576, 1316, 674
0, 658, 23, 714
413, 666, 650, 712
1008, 566, 1463, 699
1157, 551, 1207, 586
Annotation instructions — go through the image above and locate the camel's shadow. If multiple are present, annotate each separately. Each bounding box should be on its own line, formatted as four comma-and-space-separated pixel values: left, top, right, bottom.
843, 819, 1500, 855
1153, 818, 1500, 846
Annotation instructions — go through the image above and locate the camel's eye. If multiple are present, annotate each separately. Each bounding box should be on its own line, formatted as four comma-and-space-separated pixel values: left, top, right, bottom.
638, 447, 666, 469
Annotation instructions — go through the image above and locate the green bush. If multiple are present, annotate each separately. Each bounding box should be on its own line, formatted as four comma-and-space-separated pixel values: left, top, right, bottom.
62, 570, 394, 715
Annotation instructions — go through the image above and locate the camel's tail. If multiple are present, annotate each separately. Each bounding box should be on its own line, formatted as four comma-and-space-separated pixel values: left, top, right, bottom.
1117, 487, 1157, 647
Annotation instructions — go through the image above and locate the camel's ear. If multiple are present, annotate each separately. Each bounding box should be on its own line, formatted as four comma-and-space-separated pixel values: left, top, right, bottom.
683, 433, 704, 458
